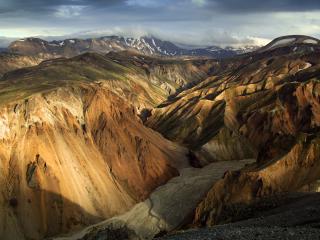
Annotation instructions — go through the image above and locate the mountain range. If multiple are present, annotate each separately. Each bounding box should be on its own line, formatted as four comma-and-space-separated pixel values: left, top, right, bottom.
0, 35, 320, 240
7, 36, 259, 59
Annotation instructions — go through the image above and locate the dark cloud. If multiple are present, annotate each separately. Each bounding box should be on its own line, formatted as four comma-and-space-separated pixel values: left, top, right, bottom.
0, 0, 123, 14
208, 0, 320, 12
0, 0, 319, 46
1, 0, 320, 16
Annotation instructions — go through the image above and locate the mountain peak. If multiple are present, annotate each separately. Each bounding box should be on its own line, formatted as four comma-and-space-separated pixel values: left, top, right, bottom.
259, 35, 320, 53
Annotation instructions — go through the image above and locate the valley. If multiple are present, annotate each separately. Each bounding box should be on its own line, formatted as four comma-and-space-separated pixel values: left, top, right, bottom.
0, 34, 320, 240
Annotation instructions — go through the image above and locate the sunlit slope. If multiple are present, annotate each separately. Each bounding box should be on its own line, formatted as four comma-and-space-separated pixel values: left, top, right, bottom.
0, 51, 203, 239
0, 51, 211, 109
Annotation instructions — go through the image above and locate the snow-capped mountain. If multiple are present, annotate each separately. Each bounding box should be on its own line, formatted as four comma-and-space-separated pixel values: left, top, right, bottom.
8, 36, 259, 59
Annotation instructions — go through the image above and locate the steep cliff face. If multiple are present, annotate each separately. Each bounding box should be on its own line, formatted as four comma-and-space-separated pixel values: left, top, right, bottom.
0, 84, 187, 240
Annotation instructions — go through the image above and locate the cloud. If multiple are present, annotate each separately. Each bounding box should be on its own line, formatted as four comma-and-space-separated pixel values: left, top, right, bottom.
54, 5, 87, 18
0, 0, 122, 15
191, 0, 206, 7
66, 26, 271, 47
206, 0, 320, 13
0, 37, 18, 47
125, 0, 162, 7
0, 0, 320, 47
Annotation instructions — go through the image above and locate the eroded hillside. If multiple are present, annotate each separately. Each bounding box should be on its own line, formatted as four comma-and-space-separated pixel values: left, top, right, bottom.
0, 51, 221, 239
146, 35, 320, 226
1, 35, 320, 240
0, 83, 189, 239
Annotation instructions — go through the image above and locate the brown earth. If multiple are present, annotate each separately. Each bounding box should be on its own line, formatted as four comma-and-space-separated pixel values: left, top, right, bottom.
0, 84, 187, 240
1, 35, 320, 240
0, 53, 42, 77
146, 36, 320, 226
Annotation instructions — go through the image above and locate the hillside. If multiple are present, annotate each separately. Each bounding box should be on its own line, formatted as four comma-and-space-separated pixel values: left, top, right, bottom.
0, 53, 42, 77
0, 51, 212, 110
1, 35, 320, 240
0, 66, 194, 239
0, 50, 218, 239
146, 35, 320, 226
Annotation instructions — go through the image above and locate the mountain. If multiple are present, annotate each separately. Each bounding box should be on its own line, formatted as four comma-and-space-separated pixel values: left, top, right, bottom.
0, 47, 221, 239
0, 50, 216, 239
8, 36, 259, 59
0, 53, 42, 77
0, 51, 212, 109
1, 35, 320, 240
39, 35, 320, 240
146, 35, 320, 227
257, 35, 320, 53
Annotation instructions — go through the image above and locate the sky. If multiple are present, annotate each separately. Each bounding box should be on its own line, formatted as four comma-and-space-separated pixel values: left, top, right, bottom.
0, 0, 320, 47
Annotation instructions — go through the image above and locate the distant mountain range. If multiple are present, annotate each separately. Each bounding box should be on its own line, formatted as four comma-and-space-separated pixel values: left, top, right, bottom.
7, 36, 259, 59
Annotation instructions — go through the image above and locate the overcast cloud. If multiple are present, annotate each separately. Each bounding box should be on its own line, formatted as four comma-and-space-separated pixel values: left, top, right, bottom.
0, 0, 320, 47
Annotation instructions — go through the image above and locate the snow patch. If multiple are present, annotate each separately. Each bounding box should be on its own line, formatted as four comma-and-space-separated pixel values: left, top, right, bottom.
48, 43, 60, 47
152, 39, 156, 47
268, 38, 296, 49
303, 39, 318, 44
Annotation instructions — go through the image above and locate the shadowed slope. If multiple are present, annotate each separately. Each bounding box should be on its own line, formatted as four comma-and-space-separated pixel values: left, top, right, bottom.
147, 38, 320, 162
146, 37, 320, 225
